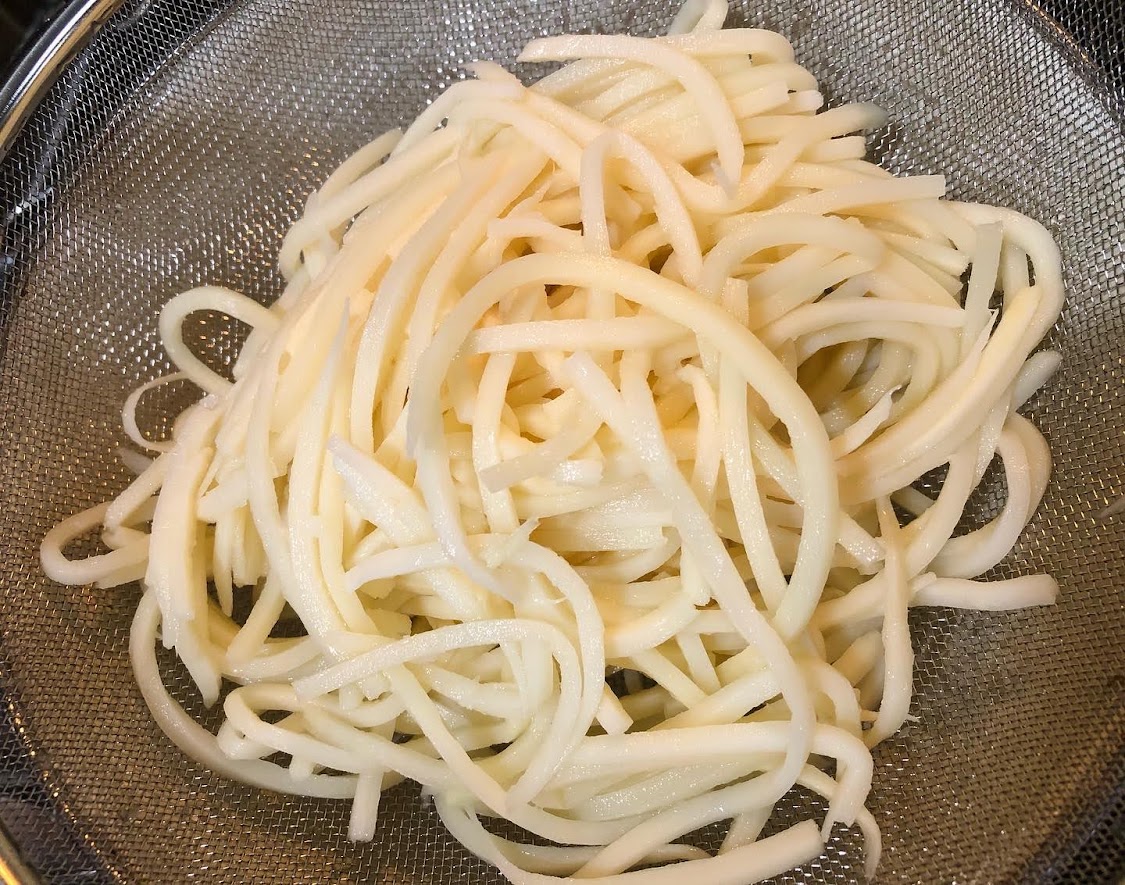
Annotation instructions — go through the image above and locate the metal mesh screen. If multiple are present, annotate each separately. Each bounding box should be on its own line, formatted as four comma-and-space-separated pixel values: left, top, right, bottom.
0, 0, 1123, 882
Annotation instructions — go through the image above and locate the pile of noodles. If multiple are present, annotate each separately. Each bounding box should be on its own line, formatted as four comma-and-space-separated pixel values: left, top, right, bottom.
42, 1, 1063, 881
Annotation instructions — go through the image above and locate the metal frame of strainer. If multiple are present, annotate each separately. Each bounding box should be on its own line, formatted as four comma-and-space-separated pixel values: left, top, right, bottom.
0, 0, 121, 159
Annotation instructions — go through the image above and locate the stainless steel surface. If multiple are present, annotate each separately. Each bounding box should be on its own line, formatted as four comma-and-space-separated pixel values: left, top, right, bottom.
0, 0, 122, 156
0, 0, 1122, 882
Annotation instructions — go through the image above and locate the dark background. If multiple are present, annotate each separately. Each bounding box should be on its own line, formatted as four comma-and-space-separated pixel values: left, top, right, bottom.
1, 0, 61, 77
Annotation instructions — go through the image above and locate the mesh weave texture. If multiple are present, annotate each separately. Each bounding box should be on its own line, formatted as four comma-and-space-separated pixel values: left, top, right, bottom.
0, 0, 1123, 882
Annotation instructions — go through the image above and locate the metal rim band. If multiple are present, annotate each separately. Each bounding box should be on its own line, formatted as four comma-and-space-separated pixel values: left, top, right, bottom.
0, 0, 125, 159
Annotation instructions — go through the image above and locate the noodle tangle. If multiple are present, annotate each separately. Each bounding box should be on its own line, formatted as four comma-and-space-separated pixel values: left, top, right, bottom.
41, 3, 1063, 881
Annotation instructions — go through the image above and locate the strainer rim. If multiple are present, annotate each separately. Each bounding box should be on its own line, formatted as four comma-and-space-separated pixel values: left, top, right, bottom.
0, 0, 124, 161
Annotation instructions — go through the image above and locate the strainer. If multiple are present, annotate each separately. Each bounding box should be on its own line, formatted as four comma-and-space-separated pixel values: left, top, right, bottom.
0, 0, 1122, 882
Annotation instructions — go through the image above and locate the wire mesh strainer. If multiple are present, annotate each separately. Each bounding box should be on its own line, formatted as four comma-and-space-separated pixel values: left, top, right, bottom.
0, 0, 1123, 882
